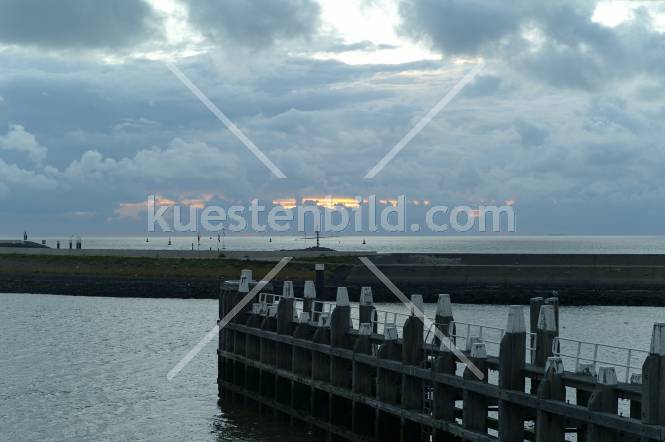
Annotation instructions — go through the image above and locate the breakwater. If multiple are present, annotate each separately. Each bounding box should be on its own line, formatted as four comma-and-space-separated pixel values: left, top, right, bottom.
3, 251, 665, 305
218, 270, 665, 441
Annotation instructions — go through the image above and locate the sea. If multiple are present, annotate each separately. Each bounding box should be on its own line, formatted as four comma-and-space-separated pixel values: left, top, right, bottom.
14, 235, 665, 254
3, 236, 665, 440
2, 294, 664, 441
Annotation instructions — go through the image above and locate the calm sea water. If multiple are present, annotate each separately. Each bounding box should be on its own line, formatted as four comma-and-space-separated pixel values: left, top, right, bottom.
3, 293, 664, 441
15, 235, 665, 254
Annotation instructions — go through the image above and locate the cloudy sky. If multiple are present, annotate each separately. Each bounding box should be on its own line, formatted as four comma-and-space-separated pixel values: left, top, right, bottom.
1, 0, 664, 235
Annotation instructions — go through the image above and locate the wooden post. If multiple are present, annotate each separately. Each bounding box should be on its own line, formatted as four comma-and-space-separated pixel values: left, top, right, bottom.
303, 280, 316, 317
291, 312, 314, 417
352, 322, 376, 438
311, 312, 331, 434
432, 346, 460, 442
499, 305, 526, 442
330, 287, 351, 350
277, 281, 295, 335
233, 269, 252, 323
292, 312, 314, 374
575, 362, 595, 442
401, 295, 425, 442
433, 294, 454, 348
463, 342, 489, 433
536, 356, 565, 442
587, 367, 619, 442
535, 305, 557, 367
218, 279, 232, 398
376, 324, 402, 442
529, 297, 545, 395
359, 286, 376, 333
641, 323, 665, 439
529, 297, 544, 361
315, 263, 325, 300
276, 281, 295, 371
330, 287, 353, 429
275, 283, 294, 412
544, 296, 559, 334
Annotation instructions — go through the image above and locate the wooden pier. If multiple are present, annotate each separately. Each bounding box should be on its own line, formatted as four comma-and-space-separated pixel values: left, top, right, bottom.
217, 268, 665, 441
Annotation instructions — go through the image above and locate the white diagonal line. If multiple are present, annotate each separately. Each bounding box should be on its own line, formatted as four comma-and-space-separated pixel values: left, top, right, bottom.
359, 256, 485, 380
165, 61, 287, 179
167, 257, 293, 380
364, 61, 485, 179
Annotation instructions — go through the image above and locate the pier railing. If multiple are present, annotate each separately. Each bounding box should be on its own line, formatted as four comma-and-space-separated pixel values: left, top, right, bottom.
218, 270, 665, 442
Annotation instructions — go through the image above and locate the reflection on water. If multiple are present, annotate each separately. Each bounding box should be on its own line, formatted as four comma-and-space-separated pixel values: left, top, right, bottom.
0, 293, 315, 441
2, 293, 664, 441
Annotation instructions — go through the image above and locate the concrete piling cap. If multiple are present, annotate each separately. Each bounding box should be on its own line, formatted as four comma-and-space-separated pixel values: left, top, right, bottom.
466, 335, 481, 352
336, 287, 349, 306
598, 366, 618, 385
268, 304, 278, 317
506, 305, 526, 333
576, 362, 596, 377
238, 275, 250, 293
315, 263, 325, 271
318, 313, 330, 327
630, 373, 642, 385
241, 269, 253, 282
537, 305, 557, 331
282, 281, 294, 298
298, 312, 310, 324
384, 324, 398, 341
439, 338, 452, 352
410, 294, 424, 318
545, 356, 564, 375
436, 294, 453, 317
360, 287, 373, 305
650, 323, 665, 355
470, 342, 487, 359
303, 281, 316, 299
359, 323, 373, 336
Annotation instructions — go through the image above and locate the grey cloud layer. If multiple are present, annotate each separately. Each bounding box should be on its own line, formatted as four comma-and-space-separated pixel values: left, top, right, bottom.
399, 0, 665, 90
0, 0, 160, 49
183, 0, 321, 48
1, 1, 665, 234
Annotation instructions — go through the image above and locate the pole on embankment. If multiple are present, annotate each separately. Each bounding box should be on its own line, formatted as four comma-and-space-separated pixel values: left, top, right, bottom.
641, 323, 665, 440
499, 305, 526, 442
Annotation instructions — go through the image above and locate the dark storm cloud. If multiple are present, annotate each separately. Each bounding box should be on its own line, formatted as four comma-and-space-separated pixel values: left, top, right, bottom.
398, 0, 665, 90
182, 0, 321, 48
398, 0, 520, 55
0, 0, 160, 49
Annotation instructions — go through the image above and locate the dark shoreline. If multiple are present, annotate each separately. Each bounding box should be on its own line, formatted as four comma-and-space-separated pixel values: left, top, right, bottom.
2, 251, 665, 306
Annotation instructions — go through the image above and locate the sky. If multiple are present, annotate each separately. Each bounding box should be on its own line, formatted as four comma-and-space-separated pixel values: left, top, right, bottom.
1, 0, 665, 235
